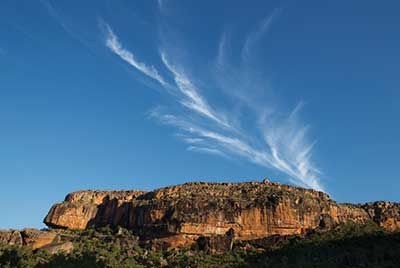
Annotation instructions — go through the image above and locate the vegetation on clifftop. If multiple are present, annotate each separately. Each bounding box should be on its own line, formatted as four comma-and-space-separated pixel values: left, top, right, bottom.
1, 222, 399, 268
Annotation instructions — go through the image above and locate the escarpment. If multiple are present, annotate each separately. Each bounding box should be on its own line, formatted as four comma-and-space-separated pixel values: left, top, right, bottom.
43, 180, 400, 248
44, 190, 145, 230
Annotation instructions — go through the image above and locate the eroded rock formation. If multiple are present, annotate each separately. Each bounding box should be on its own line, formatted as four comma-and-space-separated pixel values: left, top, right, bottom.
44, 190, 145, 230
43, 180, 400, 249
0, 229, 58, 250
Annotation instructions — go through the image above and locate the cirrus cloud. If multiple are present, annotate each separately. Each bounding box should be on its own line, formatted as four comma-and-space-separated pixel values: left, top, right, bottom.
101, 17, 325, 192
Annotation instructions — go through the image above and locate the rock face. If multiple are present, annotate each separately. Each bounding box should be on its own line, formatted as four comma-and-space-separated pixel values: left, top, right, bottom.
0, 230, 23, 246
44, 190, 145, 230
43, 180, 400, 248
362, 201, 400, 231
0, 229, 58, 250
21, 229, 58, 249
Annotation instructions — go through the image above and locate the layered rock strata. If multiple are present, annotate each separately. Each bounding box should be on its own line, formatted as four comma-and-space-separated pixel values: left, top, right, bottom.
43, 180, 400, 247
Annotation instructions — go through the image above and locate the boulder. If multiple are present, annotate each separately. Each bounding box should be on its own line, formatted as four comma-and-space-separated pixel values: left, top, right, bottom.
0, 229, 58, 250
21, 229, 58, 249
39, 241, 74, 254
0, 230, 23, 245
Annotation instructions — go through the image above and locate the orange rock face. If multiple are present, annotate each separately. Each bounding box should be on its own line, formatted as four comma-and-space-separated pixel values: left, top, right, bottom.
44, 190, 145, 230
43, 181, 400, 247
0, 229, 58, 250
21, 229, 58, 250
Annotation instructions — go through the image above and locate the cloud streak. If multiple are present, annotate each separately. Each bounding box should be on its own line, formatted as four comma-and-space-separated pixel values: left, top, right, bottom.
103, 23, 167, 86
242, 9, 281, 62
160, 52, 231, 128
102, 19, 325, 192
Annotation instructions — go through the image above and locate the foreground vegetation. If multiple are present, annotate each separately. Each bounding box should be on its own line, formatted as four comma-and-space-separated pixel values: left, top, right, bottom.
1, 222, 399, 268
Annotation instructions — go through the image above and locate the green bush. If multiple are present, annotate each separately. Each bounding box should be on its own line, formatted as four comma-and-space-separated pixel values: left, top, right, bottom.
0, 224, 399, 268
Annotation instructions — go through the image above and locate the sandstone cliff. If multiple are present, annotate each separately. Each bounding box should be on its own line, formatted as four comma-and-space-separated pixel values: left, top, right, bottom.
43, 180, 400, 248
0, 229, 58, 250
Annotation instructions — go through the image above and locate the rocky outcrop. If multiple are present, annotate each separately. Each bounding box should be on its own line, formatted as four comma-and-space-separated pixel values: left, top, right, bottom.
21, 229, 58, 249
43, 180, 400, 249
362, 201, 400, 231
0, 229, 58, 250
39, 241, 74, 254
44, 190, 145, 230
0, 230, 23, 246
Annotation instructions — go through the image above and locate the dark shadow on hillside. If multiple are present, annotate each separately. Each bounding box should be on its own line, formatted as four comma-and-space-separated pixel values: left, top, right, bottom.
243, 232, 400, 268
35, 252, 101, 268
85, 196, 181, 240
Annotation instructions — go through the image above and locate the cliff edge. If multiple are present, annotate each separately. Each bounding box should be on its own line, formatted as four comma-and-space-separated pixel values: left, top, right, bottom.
43, 180, 400, 248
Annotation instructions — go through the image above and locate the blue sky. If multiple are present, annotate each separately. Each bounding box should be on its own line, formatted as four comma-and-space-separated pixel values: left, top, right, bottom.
1, 0, 399, 229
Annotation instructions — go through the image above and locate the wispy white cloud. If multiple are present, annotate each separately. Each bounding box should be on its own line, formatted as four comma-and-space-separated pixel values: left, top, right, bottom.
103, 23, 167, 86
214, 27, 323, 191
160, 52, 231, 128
242, 9, 281, 62
102, 17, 324, 192
187, 146, 228, 158
157, 0, 166, 9
149, 112, 256, 161
260, 106, 322, 190
40, 0, 95, 51
217, 32, 228, 67
40, 0, 71, 35
183, 137, 204, 143
151, 107, 324, 191
157, 0, 172, 15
